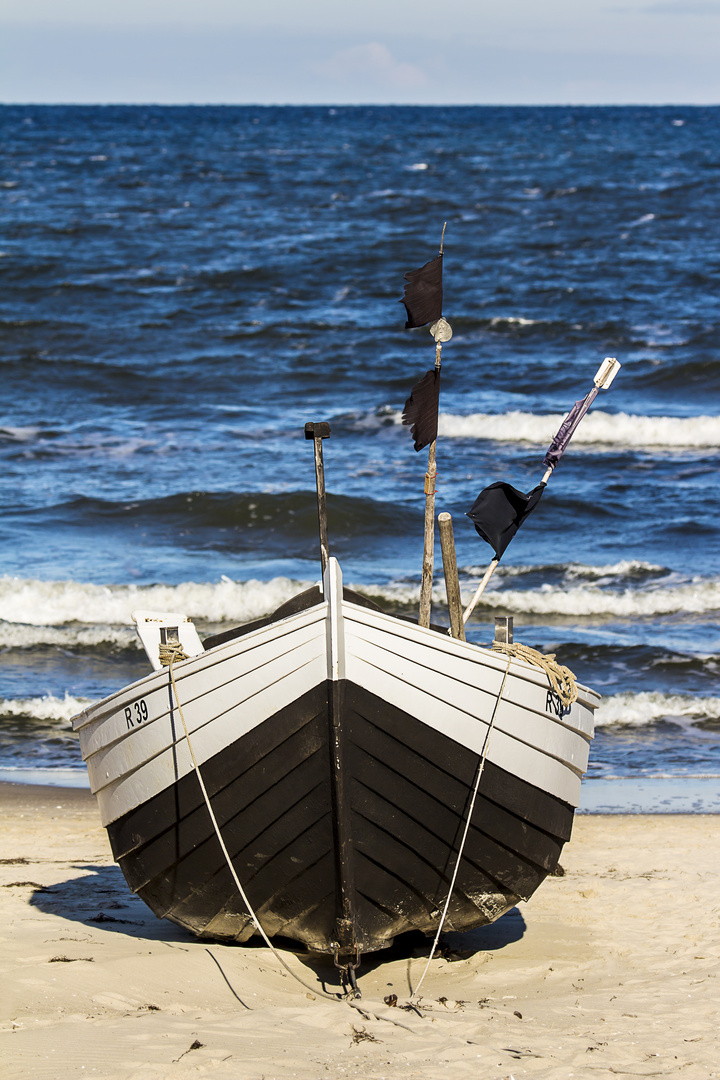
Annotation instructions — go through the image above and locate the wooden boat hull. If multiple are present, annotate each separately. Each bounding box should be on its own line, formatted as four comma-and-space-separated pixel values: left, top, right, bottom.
73, 559, 598, 956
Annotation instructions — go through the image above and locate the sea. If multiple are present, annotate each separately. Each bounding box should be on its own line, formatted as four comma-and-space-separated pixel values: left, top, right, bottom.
1, 104, 719, 812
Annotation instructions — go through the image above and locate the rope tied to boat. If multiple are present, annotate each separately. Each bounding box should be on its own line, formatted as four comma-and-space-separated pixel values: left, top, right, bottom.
165, 648, 416, 1019
409, 651, 514, 1004
158, 642, 189, 666
164, 654, 338, 998
491, 639, 578, 708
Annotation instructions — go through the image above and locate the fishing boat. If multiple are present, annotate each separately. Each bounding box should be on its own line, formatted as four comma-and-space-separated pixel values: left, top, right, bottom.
72, 241, 616, 990
72, 543, 599, 967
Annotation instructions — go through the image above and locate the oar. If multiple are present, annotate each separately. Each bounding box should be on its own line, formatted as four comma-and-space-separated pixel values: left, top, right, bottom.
462, 356, 621, 624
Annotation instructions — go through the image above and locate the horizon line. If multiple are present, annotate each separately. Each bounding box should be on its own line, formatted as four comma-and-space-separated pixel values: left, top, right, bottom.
2, 100, 718, 108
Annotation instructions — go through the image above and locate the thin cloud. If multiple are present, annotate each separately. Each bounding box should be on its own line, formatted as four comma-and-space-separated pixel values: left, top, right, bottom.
314, 43, 428, 88
609, 1, 720, 11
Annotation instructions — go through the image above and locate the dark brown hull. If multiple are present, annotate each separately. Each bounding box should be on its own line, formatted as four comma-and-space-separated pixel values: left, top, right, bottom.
107, 679, 574, 955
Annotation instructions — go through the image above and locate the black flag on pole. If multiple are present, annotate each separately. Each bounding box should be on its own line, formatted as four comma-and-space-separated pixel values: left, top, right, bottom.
402, 369, 441, 451
542, 386, 599, 471
400, 254, 443, 329
466, 481, 546, 560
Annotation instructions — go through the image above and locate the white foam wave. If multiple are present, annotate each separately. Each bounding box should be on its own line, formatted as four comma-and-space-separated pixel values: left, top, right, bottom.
463, 560, 665, 583
562, 560, 665, 581
595, 692, 720, 728
470, 579, 720, 617
0, 575, 310, 628
487, 316, 539, 327
376, 572, 720, 617
1, 564, 718, 635
384, 409, 720, 449
0, 624, 137, 649
0, 425, 42, 442
0, 693, 92, 723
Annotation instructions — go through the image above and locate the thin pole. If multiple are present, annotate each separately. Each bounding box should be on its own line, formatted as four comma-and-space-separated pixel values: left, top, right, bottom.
462, 358, 621, 625
462, 557, 499, 624
418, 341, 442, 627
305, 421, 331, 577
314, 438, 329, 575
438, 512, 465, 640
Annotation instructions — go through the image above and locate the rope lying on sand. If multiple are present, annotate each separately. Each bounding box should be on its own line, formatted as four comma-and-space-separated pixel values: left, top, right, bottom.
491, 639, 578, 708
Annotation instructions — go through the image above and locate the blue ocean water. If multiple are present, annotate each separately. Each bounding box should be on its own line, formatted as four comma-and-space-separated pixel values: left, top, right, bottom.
1, 104, 719, 810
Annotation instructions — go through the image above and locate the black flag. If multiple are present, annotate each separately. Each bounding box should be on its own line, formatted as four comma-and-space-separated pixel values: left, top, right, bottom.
402, 369, 440, 451
467, 481, 546, 560
400, 254, 443, 329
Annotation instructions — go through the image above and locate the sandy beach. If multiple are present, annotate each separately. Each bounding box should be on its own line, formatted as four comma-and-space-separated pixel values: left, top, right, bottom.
1, 782, 718, 1080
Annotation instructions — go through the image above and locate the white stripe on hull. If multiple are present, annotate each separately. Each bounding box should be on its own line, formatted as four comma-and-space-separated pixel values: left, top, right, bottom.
75, 609, 327, 826
343, 603, 598, 732
73, 559, 597, 826
344, 610, 592, 775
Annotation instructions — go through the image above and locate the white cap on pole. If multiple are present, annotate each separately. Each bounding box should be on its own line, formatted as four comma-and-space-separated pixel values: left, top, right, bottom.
594, 357, 621, 389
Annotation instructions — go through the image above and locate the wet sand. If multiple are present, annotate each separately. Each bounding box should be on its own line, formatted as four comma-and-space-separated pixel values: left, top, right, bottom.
1, 781, 718, 1079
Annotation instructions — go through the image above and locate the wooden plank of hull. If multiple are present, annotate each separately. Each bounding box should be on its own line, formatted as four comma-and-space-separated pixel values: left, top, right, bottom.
107, 678, 575, 953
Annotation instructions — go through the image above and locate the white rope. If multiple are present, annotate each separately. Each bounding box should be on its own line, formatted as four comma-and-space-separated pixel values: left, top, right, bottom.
165, 650, 343, 1003
491, 639, 577, 708
409, 653, 513, 1002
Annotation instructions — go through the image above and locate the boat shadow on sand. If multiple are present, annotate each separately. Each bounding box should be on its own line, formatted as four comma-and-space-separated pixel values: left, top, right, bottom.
29, 861, 527, 964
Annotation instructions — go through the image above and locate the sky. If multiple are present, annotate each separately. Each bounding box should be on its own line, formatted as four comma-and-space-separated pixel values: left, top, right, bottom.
1, 0, 720, 105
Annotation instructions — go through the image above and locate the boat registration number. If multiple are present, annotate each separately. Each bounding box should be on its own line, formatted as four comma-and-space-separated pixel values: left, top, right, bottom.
546, 689, 571, 718
125, 698, 149, 729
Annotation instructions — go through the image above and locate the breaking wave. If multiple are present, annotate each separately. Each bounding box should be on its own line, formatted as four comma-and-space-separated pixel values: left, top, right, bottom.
0, 693, 91, 723
0, 575, 308, 629
1, 561, 719, 641
466, 578, 720, 618
382, 409, 720, 449
595, 691, 720, 728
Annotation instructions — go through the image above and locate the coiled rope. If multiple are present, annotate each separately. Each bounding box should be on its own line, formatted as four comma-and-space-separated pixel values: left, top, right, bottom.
159, 642, 189, 666
491, 639, 577, 708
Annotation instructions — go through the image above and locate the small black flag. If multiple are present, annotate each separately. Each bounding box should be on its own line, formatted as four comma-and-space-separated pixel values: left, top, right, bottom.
402, 369, 440, 451
400, 254, 443, 329
467, 481, 546, 560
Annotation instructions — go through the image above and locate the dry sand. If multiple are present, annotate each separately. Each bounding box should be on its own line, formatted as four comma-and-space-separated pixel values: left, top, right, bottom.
1, 781, 718, 1080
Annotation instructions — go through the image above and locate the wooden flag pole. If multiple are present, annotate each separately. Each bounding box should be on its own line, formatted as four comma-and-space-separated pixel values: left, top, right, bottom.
462, 357, 621, 626
418, 224, 449, 628
462, 557, 499, 624
418, 336, 442, 627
